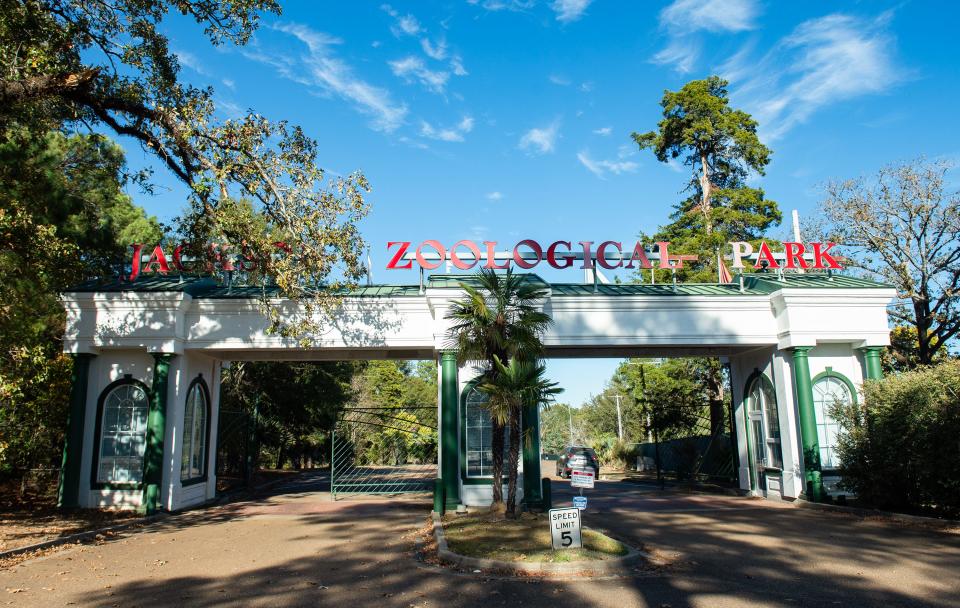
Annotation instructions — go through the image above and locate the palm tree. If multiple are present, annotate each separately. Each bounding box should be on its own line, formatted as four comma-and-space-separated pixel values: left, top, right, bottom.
478, 357, 563, 515
445, 268, 552, 512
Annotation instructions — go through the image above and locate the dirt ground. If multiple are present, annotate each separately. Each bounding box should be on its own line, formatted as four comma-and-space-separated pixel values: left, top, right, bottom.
1, 472, 958, 607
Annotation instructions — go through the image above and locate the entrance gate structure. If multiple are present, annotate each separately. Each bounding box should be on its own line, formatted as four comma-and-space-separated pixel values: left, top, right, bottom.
58, 272, 894, 513
330, 404, 437, 498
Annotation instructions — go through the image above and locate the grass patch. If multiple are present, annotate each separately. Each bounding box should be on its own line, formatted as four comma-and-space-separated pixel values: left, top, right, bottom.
441, 512, 629, 563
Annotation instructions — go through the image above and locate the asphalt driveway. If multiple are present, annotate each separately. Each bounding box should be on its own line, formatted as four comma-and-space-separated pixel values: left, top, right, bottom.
1, 473, 957, 607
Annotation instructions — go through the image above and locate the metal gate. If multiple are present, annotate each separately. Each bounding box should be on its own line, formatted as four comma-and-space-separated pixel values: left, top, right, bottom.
330, 405, 437, 498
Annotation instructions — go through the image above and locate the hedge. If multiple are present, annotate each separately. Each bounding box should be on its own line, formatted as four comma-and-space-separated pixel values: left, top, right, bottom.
833, 360, 960, 517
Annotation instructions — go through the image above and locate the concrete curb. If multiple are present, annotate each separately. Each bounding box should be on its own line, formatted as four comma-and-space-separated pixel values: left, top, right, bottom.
431, 514, 649, 575
794, 499, 960, 529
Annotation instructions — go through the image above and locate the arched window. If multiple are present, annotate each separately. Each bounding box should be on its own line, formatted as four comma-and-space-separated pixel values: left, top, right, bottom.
812, 373, 855, 469
94, 378, 150, 485
180, 376, 210, 483
746, 374, 782, 469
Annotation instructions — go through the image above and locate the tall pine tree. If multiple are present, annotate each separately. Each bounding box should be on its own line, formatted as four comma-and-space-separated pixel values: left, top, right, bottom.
633, 76, 781, 282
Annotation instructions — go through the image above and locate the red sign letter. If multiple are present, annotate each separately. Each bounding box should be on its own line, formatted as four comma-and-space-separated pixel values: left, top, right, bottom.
416, 240, 445, 270
596, 241, 623, 270
128, 244, 143, 281
784, 242, 808, 270
142, 245, 170, 275
624, 243, 653, 269
753, 241, 780, 270
547, 241, 574, 269
513, 239, 543, 269
450, 240, 481, 270
811, 242, 843, 270
484, 241, 510, 269
579, 241, 594, 270
386, 241, 413, 269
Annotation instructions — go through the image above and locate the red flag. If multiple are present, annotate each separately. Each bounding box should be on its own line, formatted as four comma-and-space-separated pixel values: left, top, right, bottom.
718, 253, 733, 283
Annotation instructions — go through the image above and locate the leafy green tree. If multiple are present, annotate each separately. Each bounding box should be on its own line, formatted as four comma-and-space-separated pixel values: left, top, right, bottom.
0, 128, 161, 477
616, 358, 712, 441
632, 77, 777, 429
882, 325, 952, 374
477, 357, 561, 515
633, 76, 780, 283
220, 360, 356, 470
818, 159, 960, 365
539, 403, 584, 455
445, 269, 552, 513
1, 1, 370, 326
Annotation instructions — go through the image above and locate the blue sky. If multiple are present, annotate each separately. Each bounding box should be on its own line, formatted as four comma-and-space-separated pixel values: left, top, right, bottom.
122, 0, 959, 407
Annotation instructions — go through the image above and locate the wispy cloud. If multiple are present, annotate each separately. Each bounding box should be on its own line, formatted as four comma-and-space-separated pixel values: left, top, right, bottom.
421, 37, 448, 60
652, 0, 759, 73
450, 55, 468, 76
175, 49, 212, 77
467, 0, 535, 12
381, 4, 422, 37
420, 116, 474, 142
389, 56, 450, 94
486, 191, 503, 201
726, 12, 904, 141
519, 121, 561, 154
577, 150, 639, 179
593, 126, 612, 136
246, 22, 408, 132
552, 0, 593, 23
549, 74, 572, 86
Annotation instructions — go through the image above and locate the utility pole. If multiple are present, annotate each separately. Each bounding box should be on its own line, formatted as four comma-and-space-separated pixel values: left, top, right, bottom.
614, 394, 624, 441
567, 405, 574, 444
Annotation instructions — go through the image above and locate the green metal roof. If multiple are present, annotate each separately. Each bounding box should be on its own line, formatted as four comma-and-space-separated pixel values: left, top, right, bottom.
743, 273, 894, 293
63, 271, 891, 299
64, 276, 424, 298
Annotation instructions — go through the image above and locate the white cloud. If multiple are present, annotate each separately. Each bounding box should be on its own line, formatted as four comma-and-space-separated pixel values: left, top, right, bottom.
579, 81, 593, 92
552, 0, 593, 23
577, 150, 639, 179
247, 23, 408, 132
467, 0, 535, 12
450, 55, 468, 76
175, 49, 211, 77
420, 116, 474, 142
519, 121, 560, 154
593, 126, 612, 136
652, 0, 759, 73
660, 0, 757, 34
486, 191, 503, 201
221, 78, 235, 90
389, 56, 450, 94
381, 4, 422, 37
726, 12, 904, 141
549, 74, 571, 86
421, 37, 448, 60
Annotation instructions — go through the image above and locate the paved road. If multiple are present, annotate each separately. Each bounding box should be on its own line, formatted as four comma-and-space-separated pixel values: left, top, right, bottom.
1, 473, 958, 607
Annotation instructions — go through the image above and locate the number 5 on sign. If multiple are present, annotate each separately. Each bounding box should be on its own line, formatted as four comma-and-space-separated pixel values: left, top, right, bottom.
549, 507, 583, 550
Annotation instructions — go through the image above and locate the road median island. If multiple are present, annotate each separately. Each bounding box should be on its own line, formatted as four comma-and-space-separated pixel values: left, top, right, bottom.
431, 512, 651, 575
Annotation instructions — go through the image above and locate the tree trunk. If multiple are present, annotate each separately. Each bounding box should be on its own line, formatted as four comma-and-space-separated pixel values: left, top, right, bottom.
914, 299, 933, 365
505, 404, 522, 517
490, 418, 506, 512
699, 151, 713, 234
275, 441, 285, 470
706, 366, 725, 434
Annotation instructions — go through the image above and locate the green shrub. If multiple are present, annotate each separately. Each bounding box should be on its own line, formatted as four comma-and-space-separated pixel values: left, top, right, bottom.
833, 361, 960, 516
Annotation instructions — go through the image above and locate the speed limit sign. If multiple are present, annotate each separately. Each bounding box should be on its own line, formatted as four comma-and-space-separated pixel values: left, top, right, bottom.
548, 507, 583, 550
